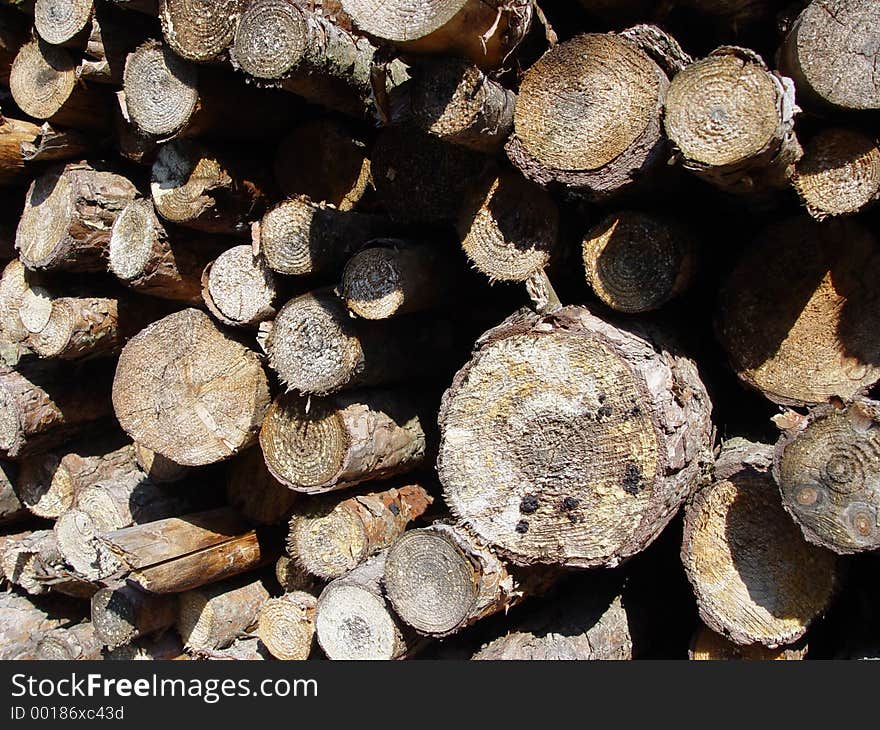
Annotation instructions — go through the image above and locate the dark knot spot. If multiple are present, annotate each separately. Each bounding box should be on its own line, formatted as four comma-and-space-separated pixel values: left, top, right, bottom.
622, 463, 643, 495
519, 495, 539, 514
561, 497, 580, 511
515, 520, 529, 534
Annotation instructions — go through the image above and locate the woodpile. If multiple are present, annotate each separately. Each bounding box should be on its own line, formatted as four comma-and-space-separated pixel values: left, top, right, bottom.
1, 0, 877, 662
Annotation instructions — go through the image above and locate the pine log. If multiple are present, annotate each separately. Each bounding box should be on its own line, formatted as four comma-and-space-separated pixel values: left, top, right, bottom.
0, 460, 26, 525
456, 170, 558, 283
177, 576, 271, 652
226, 446, 298, 526
273, 119, 371, 210
0, 528, 96, 597
581, 210, 696, 313
274, 554, 315, 593
109, 199, 216, 305
104, 631, 185, 660
202, 245, 278, 328
716, 216, 880, 407
35, 621, 103, 660
778, 0, 880, 111
0, 116, 91, 186
112, 90, 160, 165
260, 389, 429, 494
255, 196, 390, 277
150, 140, 269, 236
681, 438, 837, 648
384, 523, 553, 637
0, 258, 39, 347
91, 583, 177, 649
390, 58, 515, 153
34, 0, 93, 46
689, 625, 808, 661
773, 398, 880, 554
289, 482, 432, 580
438, 305, 713, 568
506, 32, 670, 199
112, 308, 271, 466
256, 590, 316, 660
159, 0, 246, 62
16, 161, 138, 272
200, 633, 268, 660
339, 0, 534, 70
339, 240, 458, 320
10, 39, 112, 132
792, 128, 880, 220
99, 507, 279, 593
316, 551, 416, 660
0, 591, 85, 659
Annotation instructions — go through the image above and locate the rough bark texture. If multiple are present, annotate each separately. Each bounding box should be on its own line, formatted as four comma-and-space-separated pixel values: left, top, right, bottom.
681, 438, 837, 648
91, 583, 178, 649
260, 389, 429, 494
0, 591, 85, 659
438, 305, 713, 568
225, 446, 298, 526
689, 625, 808, 660
0, 460, 26, 526
202, 245, 278, 328
159, 0, 247, 62
104, 631, 185, 660
35, 621, 103, 659
257, 590, 317, 660
716, 216, 880, 407
0, 116, 91, 186
1, 528, 94, 597
112, 308, 271, 466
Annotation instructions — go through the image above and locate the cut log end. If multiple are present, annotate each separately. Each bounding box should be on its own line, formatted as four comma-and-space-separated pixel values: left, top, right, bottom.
10, 40, 77, 121
35, 0, 94, 45
231, 0, 308, 80
257, 591, 317, 661
290, 504, 368, 580
258, 199, 320, 276
55, 508, 122, 580
160, 0, 246, 63
16, 172, 74, 270
109, 199, 161, 282
124, 41, 199, 136
91, 584, 177, 649
690, 626, 807, 660
203, 245, 277, 328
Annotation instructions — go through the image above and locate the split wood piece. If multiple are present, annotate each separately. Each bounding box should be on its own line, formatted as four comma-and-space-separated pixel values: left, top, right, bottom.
371, 126, 489, 225
0, 591, 85, 659
0, 259, 39, 347
133, 442, 190, 484
506, 32, 668, 199
34, 0, 93, 46
231, 0, 408, 119
779, 0, 880, 111
257, 591, 316, 660
177, 576, 271, 652
202, 245, 278, 328
289, 482, 431, 580
681, 438, 837, 648
91, 583, 177, 649
0, 461, 26, 526
316, 551, 417, 660
267, 289, 453, 394
275, 555, 315, 593
0, 361, 114, 460
35, 621, 103, 660
16, 161, 138, 273
0, 528, 93, 597
100, 507, 278, 593
104, 632, 185, 660
255, 196, 390, 277
384, 523, 552, 638
260, 389, 429, 494
226, 446, 298, 525
159, 0, 247, 62
473, 586, 633, 660
109, 198, 215, 305
274, 119, 370, 210
150, 140, 269, 236
665, 47, 801, 195
0, 116, 91, 186
391, 58, 515, 153
17, 440, 135, 519
456, 170, 558, 283
438, 305, 713, 568
689, 625, 808, 661
581, 210, 697, 313
10, 39, 112, 132
339, 240, 458, 320
716, 217, 880, 407
773, 398, 880, 554
113, 308, 271, 467
792, 128, 880, 220
339, 0, 534, 70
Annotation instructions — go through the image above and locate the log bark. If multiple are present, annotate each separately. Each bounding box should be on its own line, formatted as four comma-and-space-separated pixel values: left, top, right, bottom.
202, 245, 278, 328
716, 216, 880, 407
438, 305, 713, 568
150, 140, 269, 236
665, 47, 801, 195
456, 170, 558, 283
339, 240, 462, 320
199, 633, 269, 660
176, 576, 271, 651
681, 438, 837, 648
0, 591, 85, 659
255, 196, 390, 277
0, 116, 91, 186
260, 389, 429, 494
0, 460, 26, 526
773, 398, 880, 555
289, 482, 432, 580
506, 31, 671, 199
16, 161, 138, 272
109, 198, 216, 305
133, 442, 190, 483
256, 590, 316, 660
316, 551, 417, 660
225, 446, 298, 526
689, 625, 808, 660
91, 583, 177, 649
1, 528, 96, 597
792, 128, 880, 220
35, 621, 103, 659
339, 0, 534, 70
581, 210, 696, 313
112, 308, 271, 467
778, 0, 880, 111
159, 0, 247, 62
